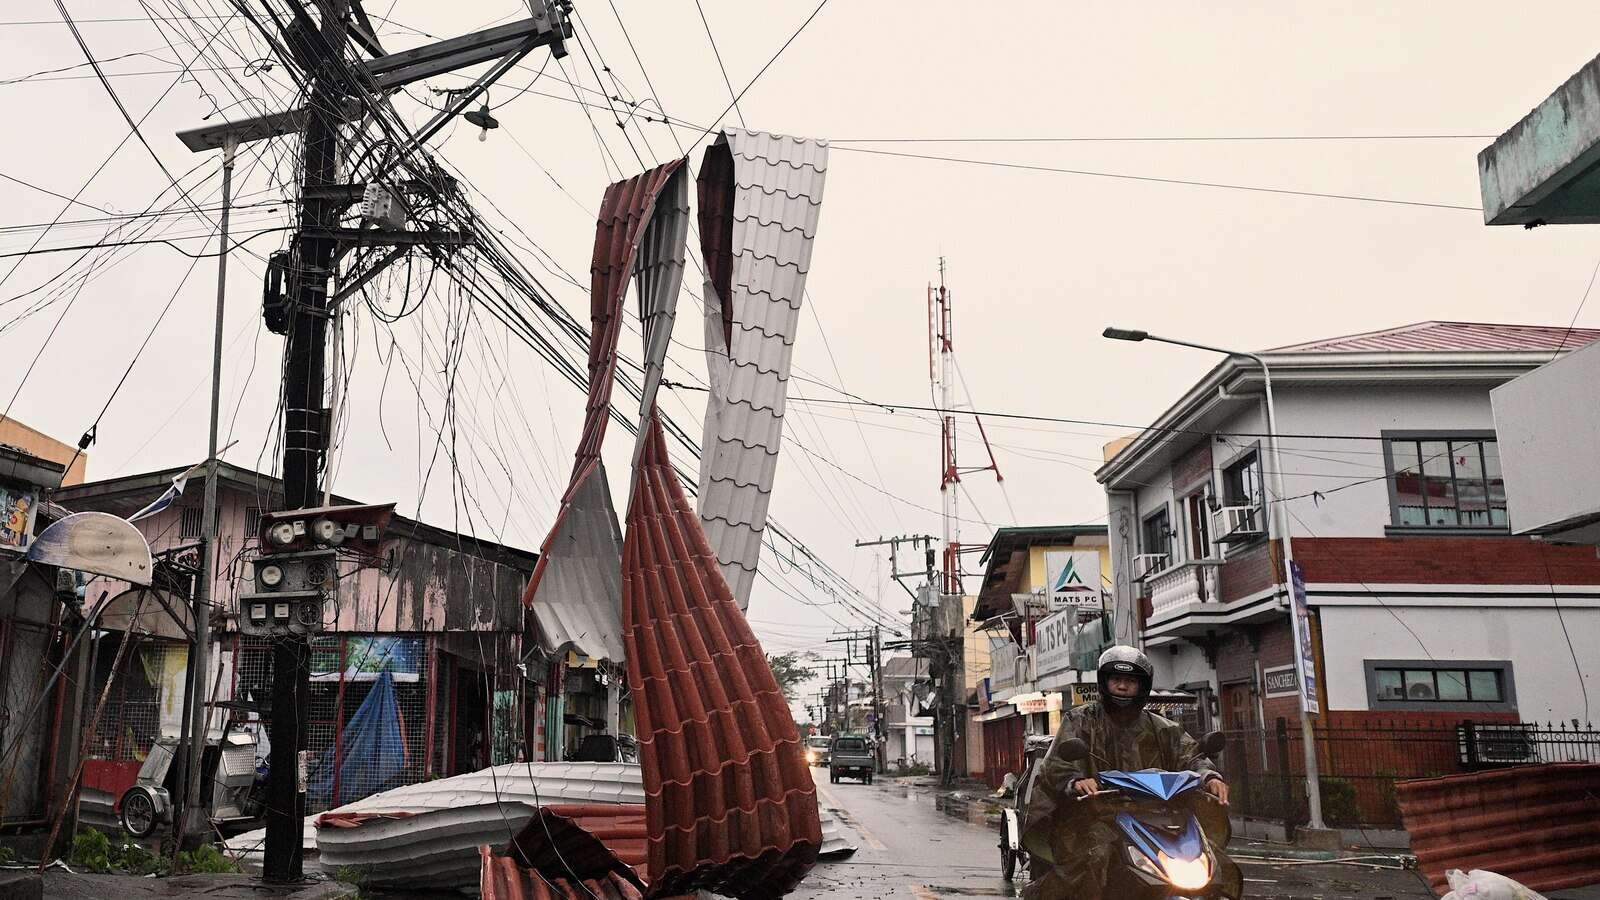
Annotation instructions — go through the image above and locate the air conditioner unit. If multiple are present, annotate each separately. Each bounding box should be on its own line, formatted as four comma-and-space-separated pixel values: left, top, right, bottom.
1214, 504, 1266, 544
1132, 553, 1170, 582
1458, 723, 1536, 766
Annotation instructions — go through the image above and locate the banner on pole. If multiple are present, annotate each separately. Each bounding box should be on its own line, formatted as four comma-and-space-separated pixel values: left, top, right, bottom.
1287, 561, 1319, 714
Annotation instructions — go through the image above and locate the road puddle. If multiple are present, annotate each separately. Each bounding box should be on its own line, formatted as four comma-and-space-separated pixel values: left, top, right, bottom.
933, 792, 1002, 827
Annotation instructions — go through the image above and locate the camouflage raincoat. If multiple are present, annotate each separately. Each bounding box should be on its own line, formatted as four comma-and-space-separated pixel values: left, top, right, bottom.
1019, 701, 1239, 899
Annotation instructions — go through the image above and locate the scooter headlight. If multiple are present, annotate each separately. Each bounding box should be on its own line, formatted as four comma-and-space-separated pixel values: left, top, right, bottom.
1157, 849, 1211, 892
1125, 845, 1164, 881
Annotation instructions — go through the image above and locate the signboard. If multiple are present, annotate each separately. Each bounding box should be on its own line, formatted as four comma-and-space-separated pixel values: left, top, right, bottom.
1012, 692, 1062, 715
1287, 561, 1320, 714
0, 484, 40, 550
988, 635, 1019, 692
1045, 550, 1101, 610
1033, 608, 1076, 677
1262, 664, 1298, 698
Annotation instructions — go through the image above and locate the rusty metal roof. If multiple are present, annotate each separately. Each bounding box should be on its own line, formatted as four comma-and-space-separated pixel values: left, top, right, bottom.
1396, 762, 1600, 894
1267, 320, 1600, 354
624, 417, 821, 898
522, 160, 688, 663
694, 129, 829, 609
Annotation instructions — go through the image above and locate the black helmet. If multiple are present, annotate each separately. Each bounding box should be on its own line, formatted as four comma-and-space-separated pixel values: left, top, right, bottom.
1096, 645, 1153, 712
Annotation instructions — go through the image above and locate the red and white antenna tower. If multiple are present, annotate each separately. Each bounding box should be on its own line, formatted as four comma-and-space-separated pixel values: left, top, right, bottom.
928, 258, 1003, 598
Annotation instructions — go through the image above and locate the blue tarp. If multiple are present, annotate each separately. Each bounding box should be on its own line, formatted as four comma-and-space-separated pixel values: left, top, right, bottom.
307, 669, 405, 807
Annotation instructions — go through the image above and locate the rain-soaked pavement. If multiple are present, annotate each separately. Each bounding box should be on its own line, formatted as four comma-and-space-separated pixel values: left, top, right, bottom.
797, 767, 1600, 900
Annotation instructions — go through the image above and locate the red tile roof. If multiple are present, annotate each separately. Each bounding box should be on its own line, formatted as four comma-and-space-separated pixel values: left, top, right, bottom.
1266, 321, 1600, 354
624, 415, 821, 898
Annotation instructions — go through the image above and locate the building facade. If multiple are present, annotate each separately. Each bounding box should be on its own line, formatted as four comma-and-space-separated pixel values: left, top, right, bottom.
968, 526, 1112, 788
1097, 321, 1600, 824
55, 463, 560, 817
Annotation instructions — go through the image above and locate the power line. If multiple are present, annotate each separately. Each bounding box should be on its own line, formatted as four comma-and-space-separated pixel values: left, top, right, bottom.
0, 226, 290, 260
687, 0, 831, 154
828, 145, 1484, 212
657, 380, 1428, 443
829, 133, 1500, 144
690, 0, 746, 129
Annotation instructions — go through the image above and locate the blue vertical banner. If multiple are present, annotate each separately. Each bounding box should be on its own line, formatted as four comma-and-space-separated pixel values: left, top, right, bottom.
1287, 561, 1320, 714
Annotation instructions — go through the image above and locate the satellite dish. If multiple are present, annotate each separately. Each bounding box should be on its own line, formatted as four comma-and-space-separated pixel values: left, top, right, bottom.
27, 511, 153, 586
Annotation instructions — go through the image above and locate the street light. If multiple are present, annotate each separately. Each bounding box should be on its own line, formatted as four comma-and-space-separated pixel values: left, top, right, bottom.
1103, 325, 1328, 833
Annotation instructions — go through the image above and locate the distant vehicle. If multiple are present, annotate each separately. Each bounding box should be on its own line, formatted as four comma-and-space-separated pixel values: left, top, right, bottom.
805, 735, 832, 767
828, 734, 875, 784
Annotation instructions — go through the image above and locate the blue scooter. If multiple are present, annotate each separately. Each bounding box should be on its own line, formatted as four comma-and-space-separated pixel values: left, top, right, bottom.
1054, 732, 1241, 899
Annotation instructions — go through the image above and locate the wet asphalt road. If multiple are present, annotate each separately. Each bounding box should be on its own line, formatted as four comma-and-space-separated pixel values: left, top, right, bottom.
797, 767, 1600, 900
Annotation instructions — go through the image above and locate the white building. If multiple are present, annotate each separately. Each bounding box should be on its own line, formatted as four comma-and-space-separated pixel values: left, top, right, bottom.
880, 656, 935, 769
1098, 321, 1600, 738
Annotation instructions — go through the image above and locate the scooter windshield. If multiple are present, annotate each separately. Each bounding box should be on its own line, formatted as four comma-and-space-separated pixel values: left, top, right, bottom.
1097, 769, 1205, 801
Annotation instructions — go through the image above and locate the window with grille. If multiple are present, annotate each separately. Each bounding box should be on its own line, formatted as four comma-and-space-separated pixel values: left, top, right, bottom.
1383, 433, 1507, 529
180, 507, 204, 538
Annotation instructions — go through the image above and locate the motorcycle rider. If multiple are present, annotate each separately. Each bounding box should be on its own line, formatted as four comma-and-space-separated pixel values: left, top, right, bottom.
1020, 645, 1241, 899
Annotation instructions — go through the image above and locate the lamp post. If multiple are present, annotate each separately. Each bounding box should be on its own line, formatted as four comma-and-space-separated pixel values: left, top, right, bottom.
1102, 326, 1326, 832
172, 125, 242, 845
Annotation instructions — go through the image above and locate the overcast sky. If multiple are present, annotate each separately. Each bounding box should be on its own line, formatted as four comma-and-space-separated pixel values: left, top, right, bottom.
6, 2, 1600, 707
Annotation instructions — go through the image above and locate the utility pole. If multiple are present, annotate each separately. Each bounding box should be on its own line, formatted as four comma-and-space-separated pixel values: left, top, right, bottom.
869, 626, 884, 772
170, 3, 572, 879
262, 0, 351, 881
855, 534, 937, 599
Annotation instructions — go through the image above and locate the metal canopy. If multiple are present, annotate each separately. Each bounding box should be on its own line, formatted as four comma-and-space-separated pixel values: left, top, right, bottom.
1480, 50, 1600, 225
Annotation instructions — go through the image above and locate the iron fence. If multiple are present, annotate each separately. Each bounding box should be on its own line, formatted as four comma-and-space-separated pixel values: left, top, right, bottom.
1220, 718, 1600, 829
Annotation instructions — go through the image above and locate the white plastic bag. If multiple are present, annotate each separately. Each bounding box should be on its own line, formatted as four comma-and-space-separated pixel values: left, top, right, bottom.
1441, 869, 1550, 900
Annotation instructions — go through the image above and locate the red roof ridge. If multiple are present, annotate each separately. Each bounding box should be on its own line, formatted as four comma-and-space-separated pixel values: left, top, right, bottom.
1264, 320, 1600, 354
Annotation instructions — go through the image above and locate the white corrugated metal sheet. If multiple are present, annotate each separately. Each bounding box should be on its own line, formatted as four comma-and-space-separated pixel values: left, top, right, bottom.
224, 762, 644, 875
695, 129, 829, 608
526, 467, 626, 663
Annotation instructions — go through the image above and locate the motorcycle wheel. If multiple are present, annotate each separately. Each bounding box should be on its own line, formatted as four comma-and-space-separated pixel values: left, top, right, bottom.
120, 788, 157, 838
1000, 842, 1016, 881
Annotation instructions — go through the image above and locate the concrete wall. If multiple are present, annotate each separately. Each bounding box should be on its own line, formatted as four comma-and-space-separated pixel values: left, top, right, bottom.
1491, 341, 1600, 536
1319, 602, 1600, 723
0, 420, 85, 485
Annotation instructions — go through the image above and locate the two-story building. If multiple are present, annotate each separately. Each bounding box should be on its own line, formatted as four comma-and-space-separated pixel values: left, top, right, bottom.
969, 525, 1113, 788
1098, 321, 1600, 824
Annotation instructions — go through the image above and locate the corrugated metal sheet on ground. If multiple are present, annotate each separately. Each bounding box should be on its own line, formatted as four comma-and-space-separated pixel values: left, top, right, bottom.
1396, 762, 1600, 893
224, 762, 643, 874
522, 160, 687, 662
624, 415, 820, 898
479, 804, 649, 900
817, 807, 857, 859
695, 129, 828, 609
1267, 320, 1600, 354
316, 804, 529, 889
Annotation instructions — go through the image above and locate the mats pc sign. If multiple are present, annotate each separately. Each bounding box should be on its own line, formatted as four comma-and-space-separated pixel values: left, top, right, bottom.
1044, 550, 1101, 610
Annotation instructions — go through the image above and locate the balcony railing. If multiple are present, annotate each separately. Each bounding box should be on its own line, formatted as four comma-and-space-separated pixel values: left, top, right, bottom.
1146, 559, 1221, 621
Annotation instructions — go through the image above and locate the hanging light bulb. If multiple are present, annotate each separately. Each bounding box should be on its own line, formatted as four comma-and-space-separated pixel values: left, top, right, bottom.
463, 100, 499, 142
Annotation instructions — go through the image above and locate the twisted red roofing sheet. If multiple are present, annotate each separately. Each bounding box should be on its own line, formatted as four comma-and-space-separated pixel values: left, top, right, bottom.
1396, 762, 1600, 893
522, 160, 688, 662
479, 804, 652, 900
624, 413, 820, 898
1267, 320, 1600, 353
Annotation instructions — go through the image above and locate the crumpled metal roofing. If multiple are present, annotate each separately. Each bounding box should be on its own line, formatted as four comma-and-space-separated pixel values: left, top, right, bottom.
522, 160, 688, 663
624, 417, 820, 898
480, 804, 649, 900
1267, 320, 1600, 354
694, 129, 829, 609
225, 762, 644, 874
1396, 762, 1600, 894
